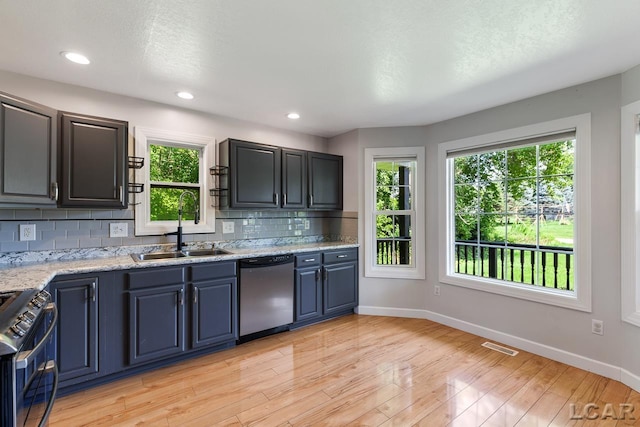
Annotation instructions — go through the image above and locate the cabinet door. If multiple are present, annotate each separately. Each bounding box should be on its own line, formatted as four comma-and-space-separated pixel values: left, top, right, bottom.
282, 149, 306, 209
191, 278, 238, 348
60, 112, 127, 208
50, 277, 99, 383
295, 267, 322, 322
129, 284, 185, 365
308, 152, 343, 210
229, 140, 280, 208
0, 92, 57, 206
323, 262, 358, 315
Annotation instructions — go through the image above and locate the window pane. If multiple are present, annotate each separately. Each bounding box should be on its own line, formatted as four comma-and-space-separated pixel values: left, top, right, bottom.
539, 140, 574, 176
375, 214, 412, 266
455, 214, 478, 242
478, 181, 504, 214
455, 184, 478, 214
454, 156, 477, 184
507, 178, 537, 215
506, 146, 536, 179
375, 160, 414, 210
150, 144, 200, 184
150, 187, 200, 221
478, 151, 505, 183
480, 214, 505, 243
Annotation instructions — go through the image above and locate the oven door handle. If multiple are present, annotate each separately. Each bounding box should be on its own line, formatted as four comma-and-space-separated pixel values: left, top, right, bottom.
39, 360, 59, 427
21, 360, 59, 427
15, 303, 58, 370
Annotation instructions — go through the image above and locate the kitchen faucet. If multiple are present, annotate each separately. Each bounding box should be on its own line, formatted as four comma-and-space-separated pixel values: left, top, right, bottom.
165, 190, 200, 251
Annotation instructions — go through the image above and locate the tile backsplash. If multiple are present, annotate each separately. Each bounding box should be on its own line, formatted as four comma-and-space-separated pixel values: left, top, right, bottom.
0, 208, 357, 253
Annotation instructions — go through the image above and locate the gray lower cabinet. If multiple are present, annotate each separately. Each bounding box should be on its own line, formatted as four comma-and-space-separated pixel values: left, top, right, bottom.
294, 249, 358, 324
128, 283, 186, 365
127, 262, 238, 366
190, 262, 238, 348
49, 276, 99, 385
0, 92, 57, 206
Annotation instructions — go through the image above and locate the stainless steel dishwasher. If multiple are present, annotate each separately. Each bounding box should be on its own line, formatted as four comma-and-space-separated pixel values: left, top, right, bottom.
239, 253, 294, 340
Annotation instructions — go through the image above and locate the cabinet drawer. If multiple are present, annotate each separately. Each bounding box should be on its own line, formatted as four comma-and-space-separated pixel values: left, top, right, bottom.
295, 252, 321, 267
323, 249, 357, 264
127, 267, 184, 289
190, 261, 237, 282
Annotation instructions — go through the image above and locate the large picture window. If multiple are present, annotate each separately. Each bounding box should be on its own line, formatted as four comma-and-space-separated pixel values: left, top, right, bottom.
452, 138, 575, 290
134, 127, 216, 236
439, 115, 591, 311
365, 147, 425, 279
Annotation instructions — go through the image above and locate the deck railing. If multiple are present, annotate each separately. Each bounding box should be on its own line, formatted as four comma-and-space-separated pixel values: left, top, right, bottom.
376, 238, 411, 265
453, 240, 574, 290
375, 238, 574, 290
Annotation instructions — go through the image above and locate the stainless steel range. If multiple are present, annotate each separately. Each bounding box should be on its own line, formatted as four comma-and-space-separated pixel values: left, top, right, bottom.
0, 289, 58, 426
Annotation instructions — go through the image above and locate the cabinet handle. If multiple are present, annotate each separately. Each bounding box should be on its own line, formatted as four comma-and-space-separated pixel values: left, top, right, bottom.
303, 258, 316, 262
315, 269, 320, 281
178, 289, 184, 306
274, 193, 279, 206
90, 282, 96, 302
309, 194, 314, 206
337, 255, 348, 259
118, 185, 124, 204
193, 286, 198, 304
50, 182, 59, 201
283, 193, 287, 206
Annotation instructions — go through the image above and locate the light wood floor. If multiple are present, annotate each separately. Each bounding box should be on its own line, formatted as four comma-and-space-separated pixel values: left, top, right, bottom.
49, 315, 639, 426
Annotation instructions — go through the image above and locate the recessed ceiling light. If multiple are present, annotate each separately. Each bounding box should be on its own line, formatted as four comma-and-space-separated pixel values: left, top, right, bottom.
287, 112, 300, 120
176, 91, 195, 100
61, 51, 90, 65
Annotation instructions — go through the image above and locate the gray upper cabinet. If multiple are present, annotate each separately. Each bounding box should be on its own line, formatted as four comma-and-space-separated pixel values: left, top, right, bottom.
282, 148, 307, 209
0, 92, 57, 206
308, 152, 343, 210
220, 139, 342, 210
59, 112, 128, 208
220, 138, 281, 209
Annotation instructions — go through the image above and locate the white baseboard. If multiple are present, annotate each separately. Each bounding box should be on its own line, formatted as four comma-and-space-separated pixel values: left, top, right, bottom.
358, 305, 636, 391
621, 369, 640, 393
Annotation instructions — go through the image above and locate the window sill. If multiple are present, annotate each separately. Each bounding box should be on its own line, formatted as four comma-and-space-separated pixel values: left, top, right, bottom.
440, 272, 591, 312
365, 265, 425, 280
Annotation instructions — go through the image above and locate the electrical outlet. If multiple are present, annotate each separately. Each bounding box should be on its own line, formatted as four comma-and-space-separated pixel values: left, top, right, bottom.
434, 285, 441, 296
304, 220, 310, 230
592, 319, 604, 335
19, 224, 36, 241
222, 221, 234, 234
109, 223, 128, 238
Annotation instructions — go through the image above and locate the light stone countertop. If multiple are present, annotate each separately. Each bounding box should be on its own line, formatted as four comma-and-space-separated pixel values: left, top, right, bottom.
0, 242, 358, 293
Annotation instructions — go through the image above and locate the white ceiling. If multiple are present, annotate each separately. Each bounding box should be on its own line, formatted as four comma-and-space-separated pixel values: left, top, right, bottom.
1, 1, 640, 138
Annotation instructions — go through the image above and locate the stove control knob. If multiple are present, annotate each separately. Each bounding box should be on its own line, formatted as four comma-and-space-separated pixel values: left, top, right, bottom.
18, 312, 34, 325
22, 311, 36, 322
30, 297, 43, 308
10, 322, 27, 337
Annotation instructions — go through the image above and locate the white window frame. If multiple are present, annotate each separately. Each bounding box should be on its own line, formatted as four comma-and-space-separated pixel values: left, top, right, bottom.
364, 146, 425, 279
134, 127, 216, 236
438, 114, 592, 311
621, 100, 640, 326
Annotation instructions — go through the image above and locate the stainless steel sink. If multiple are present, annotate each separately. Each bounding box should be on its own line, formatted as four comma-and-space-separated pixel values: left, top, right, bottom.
181, 248, 231, 257
131, 248, 232, 262
131, 252, 186, 262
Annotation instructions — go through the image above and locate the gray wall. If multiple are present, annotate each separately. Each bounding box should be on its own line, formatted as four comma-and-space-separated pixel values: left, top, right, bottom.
328, 72, 640, 381
0, 70, 356, 252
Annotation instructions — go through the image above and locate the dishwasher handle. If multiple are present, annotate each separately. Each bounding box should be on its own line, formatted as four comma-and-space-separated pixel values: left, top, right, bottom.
240, 253, 294, 268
